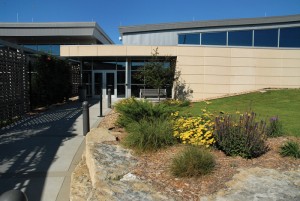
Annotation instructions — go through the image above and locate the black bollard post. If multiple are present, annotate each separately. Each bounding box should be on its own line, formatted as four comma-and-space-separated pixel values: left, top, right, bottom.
99, 90, 103, 117
82, 101, 90, 136
108, 88, 112, 108
0, 190, 28, 201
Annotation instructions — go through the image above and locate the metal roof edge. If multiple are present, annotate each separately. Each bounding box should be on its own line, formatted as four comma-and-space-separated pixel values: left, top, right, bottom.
0, 22, 98, 28
94, 23, 114, 44
0, 22, 114, 44
119, 14, 300, 35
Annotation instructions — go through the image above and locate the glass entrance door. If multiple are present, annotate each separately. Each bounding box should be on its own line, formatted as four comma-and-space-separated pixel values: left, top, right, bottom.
93, 71, 117, 99
106, 73, 115, 96
94, 72, 103, 96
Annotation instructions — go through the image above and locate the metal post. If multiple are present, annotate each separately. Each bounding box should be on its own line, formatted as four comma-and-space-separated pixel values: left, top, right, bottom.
108, 88, 111, 108
99, 91, 103, 117
82, 101, 90, 136
0, 190, 28, 201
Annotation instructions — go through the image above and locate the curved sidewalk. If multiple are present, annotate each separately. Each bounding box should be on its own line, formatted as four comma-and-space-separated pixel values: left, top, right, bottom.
0, 99, 111, 201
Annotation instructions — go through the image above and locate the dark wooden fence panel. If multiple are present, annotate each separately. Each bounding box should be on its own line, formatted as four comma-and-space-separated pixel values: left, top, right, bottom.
0, 47, 29, 125
71, 64, 81, 96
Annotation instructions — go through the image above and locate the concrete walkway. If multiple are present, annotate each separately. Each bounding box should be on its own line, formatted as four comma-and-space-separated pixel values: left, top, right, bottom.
0, 99, 111, 201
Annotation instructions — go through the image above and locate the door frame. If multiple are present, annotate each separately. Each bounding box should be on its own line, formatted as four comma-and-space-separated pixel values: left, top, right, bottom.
92, 70, 117, 99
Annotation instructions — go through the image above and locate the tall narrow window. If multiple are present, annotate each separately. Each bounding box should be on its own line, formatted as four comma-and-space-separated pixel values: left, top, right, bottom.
254, 29, 278, 47
228, 30, 252, 46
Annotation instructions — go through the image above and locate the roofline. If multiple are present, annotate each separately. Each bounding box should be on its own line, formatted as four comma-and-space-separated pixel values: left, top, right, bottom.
119, 14, 300, 35
0, 22, 114, 44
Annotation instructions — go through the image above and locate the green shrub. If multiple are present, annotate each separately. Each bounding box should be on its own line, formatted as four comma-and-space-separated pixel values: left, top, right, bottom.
280, 141, 300, 158
161, 99, 191, 107
114, 98, 174, 127
214, 112, 269, 159
123, 117, 177, 151
266, 116, 284, 137
170, 146, 215, 177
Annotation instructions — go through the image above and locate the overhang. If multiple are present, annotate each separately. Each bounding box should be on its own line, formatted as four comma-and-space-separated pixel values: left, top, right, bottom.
0, 22, 114, 44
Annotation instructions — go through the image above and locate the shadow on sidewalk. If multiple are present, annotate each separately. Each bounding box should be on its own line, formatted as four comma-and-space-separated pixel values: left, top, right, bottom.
0, 99, 98, 201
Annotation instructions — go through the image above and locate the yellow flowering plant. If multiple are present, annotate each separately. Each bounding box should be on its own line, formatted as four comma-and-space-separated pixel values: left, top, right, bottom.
172, 109, 215, 147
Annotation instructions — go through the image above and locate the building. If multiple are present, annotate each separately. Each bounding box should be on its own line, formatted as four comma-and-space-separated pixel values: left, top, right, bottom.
61, 14, 300, 101
0, 22, 114, 121
0, 22, 113, 55
1, 15, 300, 102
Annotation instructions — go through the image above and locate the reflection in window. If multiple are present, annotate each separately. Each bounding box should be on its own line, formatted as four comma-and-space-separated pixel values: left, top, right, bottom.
82, 71, 92, 84
51, 45, 60, 55
38, 45, 51, 53
117, 85, 126, 98
117, 71, 125, 84
83, 61, 92, 70
202, 32, 227, 45
178, 33, 200, 45
131, 85, 145, 97
93, 61, 116, 70
116, 61, 126, 70
280, 27, 300, 48
131, 61, 145, 70
24, 45, 38, 51
254, 29, 278, 47
228, 30, 252, 46
131, 71, 144, 84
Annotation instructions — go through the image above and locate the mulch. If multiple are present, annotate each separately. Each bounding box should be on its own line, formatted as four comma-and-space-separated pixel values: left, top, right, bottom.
98, 109, 300, 200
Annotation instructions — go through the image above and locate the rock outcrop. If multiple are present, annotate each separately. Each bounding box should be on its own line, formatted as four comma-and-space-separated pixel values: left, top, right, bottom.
70, 128, 173, 201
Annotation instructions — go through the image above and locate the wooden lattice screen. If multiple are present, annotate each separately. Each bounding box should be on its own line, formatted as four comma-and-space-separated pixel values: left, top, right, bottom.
71, 63, 81, 96
0, 47, 29, 124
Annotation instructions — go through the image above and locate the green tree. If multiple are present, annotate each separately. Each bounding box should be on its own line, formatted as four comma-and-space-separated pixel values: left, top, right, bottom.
136, 47, 176, 101
31, 55, 72, 106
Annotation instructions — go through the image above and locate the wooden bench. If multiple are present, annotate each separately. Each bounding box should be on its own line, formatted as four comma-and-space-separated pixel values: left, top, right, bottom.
139, 89, 167, 99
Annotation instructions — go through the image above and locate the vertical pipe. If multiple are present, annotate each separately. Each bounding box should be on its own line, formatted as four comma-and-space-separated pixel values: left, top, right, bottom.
82, 101, 90, 136
99, 90, 103, 117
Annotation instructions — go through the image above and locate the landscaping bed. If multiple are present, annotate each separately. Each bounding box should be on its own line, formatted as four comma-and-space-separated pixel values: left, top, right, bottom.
98, 109, 300, 200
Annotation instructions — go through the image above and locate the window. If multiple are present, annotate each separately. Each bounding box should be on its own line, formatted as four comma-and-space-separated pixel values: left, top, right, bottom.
116, 61, 126, 70
24, 45, 37, 51
117, 71, 125, 84
280, 27, 300, 48
51, 45, 60, 56
117, 85, 126, 98
93, 61, 116, 70
228, 30, 252, 46
254, 29, 278, 47
37, 45, 52, 54
178, 33, 200, 45
131, 61, 145, 70
201, 32, 227, 45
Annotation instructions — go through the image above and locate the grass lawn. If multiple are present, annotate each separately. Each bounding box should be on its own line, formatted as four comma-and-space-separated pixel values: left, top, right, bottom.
182, 89, 300, 136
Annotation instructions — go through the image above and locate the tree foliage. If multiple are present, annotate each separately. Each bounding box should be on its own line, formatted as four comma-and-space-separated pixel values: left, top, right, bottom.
135, 47, 176, 100
31, 55, 72, 106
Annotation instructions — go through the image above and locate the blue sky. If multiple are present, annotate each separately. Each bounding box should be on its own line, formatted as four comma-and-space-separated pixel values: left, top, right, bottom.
1, 0, 300, 44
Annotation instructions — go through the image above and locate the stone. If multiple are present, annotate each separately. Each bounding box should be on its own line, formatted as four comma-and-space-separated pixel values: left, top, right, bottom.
71, 127, 174, 201
201, 167, 300, 201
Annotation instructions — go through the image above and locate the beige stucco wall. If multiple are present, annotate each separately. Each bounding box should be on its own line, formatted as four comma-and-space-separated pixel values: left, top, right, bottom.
176, 47, 300, 100
61, 45, 300, 101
